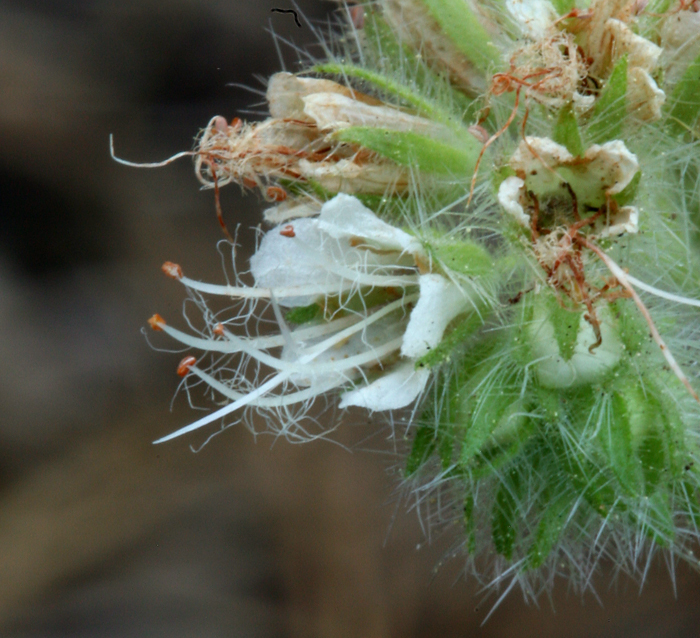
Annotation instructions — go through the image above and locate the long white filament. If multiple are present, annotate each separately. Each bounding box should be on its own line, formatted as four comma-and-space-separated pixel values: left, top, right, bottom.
153, 372, 291, 443
188, 365, 345, 408
160, 293, 417, 358
626, 274, 700, 309
153, 336, 405, 443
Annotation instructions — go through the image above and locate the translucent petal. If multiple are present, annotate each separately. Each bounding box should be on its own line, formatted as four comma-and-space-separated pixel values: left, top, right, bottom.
401, 273, 472, 359
338, 362, 430, 410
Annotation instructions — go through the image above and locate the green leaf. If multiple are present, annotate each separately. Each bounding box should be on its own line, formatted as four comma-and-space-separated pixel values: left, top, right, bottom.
420, 0, 500, 74
553, 103, 583, 157
285, 303, 320, 325
666, 52, 700, 137
492, 472, 519, 559
334, 127, 481, 175
588, 55, 628, 143
406, 425, 438, 476
527, 492, 573, 570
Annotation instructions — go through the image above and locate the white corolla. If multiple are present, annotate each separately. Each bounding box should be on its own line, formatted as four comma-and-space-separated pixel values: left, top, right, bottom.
150, 194, 474, 443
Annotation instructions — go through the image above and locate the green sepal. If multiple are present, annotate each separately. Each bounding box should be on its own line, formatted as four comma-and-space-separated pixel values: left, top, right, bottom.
311, 63, 473, 125
460, 381, 521, 466
665, 52, 700, 137
438, 424, 456, 470
540, 291, 581, 361
429, 238, 494, 277
469, 416, 534, 480
405, 422, 456, 475
362, 11, 474, 117
588, 55, 628, 143
420, 0, 500, 75
334, 126, 480, 176
564, 451, 619, 517
464, 492, 477, 554
607, 377, 676, 497
285, 303, 321, 325
406, 425, 438, 476
415, 311, 484, 369
492, 470, 520, 559
642, 491, 675, 547
526, 491, 574, 570
553, 103, 583, 157
605, 390, 645, 497
551, 0, 576, 13
680, 480, 700, 533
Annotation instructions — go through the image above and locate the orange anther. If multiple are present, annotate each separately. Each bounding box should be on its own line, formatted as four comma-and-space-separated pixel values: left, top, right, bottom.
177, 356, 197, 377
230, 117, 243, 131
213, 323, 226, 336
148, 314, 166, 331
162, 261, 183, 280
266, 185, 287, 202
280, 225, 296, 238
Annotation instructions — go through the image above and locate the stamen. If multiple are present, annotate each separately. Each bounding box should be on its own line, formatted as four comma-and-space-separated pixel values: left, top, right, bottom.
162, 261, 183, 280
148, 314, 166, 331
153, 372, 291, 443
178, 273, 418, 298
177, 356, 197, 377
189, 365, 344, 408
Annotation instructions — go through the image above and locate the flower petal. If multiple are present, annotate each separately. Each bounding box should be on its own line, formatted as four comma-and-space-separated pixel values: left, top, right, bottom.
498, 176, 529, 227
250, 217, 337, 306
338, 362, 430, 410
401, 273, 472, 359
318, 193, 423, 256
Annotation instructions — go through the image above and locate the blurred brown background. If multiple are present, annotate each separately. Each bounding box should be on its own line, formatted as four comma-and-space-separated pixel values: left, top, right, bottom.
1, 1, 700, 635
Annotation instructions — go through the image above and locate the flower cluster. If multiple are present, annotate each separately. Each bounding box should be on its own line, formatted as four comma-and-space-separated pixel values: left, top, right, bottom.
145, 0, 700, 607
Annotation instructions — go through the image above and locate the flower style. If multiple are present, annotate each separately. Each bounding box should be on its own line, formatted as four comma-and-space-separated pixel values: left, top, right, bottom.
150, 194, 476, 443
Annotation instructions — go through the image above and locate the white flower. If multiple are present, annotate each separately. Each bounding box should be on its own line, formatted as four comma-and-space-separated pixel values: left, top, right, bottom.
151, 194, 475, 442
